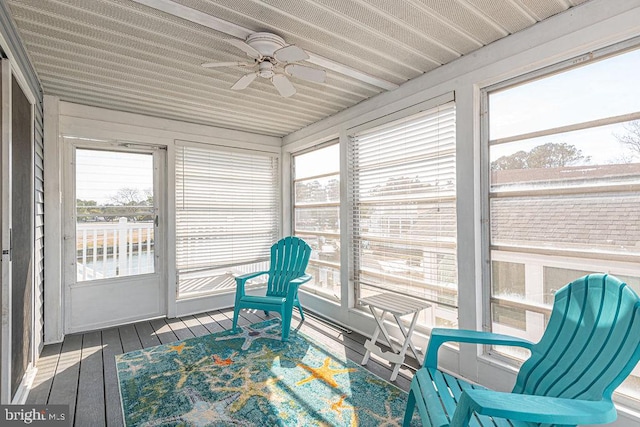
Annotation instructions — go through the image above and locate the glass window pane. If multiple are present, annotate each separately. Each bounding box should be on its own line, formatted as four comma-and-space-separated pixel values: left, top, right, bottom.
75, 149, 155, 281
490, 193, 640, 256
295, 175, 340, 204
294, 207, 339, 234
294, 144, 339, 180
490, 121, 640, 192
293, 142, 341, 301
490, 48, 640, 140
492, 261, 525, 298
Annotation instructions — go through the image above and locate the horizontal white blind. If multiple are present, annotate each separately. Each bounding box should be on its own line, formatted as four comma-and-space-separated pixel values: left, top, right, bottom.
175, 144, 280, 275
350, 102, 457, 305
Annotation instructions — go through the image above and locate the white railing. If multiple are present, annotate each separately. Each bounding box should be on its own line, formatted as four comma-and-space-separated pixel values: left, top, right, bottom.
77, 217, 154, 281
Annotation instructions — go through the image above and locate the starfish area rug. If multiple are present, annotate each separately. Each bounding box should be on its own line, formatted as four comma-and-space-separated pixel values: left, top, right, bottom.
116, 318, 421, 426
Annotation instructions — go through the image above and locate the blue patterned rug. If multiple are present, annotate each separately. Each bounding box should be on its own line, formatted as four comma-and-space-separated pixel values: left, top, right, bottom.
116, 318, 420, 426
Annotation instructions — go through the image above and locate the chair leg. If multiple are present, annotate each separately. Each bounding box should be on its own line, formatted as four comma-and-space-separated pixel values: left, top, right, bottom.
232, 307, 240, 332
403, 389, 416, 427
297, 301, 305, 321
264, 310, 270, 317
282, 303, 294, 342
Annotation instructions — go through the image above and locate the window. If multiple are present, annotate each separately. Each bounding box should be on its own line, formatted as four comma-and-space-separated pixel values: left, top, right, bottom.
485, 45, 640, 400
292, 142, 341, 300
75, 149, 155, 281
175, 142, 280, 298
350, 100, 457, 328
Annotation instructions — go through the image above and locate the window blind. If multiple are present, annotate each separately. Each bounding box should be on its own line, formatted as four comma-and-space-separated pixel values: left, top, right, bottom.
175, 143, 280, 288
349, 102, 457, 306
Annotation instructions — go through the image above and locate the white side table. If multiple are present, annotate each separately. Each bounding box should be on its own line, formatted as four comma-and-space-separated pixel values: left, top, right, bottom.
360, 292, 431, 381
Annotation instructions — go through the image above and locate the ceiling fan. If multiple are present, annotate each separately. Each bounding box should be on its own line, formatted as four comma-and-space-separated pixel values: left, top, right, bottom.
202, 32, 326, 97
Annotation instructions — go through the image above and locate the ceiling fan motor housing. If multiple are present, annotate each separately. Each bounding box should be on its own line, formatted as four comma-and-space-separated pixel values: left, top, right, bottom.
246, 32, 287, 58
258, 61, 275, 78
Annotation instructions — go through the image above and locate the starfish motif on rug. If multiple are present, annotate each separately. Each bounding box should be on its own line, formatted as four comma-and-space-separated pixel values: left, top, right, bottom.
296, 357, 357, 388
362, 400, 404, 427
322, 394, 358, 426
216, 367, 283, 413
212, 352, 236, 366
140, 387, 248, 427
169, 342, 187, 354
215, 323, 281, 350
149, 356, 217, 389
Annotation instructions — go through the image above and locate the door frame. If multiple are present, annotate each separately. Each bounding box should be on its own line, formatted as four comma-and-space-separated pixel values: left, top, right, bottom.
0, 57, 37, 404
62, 139, 167, 334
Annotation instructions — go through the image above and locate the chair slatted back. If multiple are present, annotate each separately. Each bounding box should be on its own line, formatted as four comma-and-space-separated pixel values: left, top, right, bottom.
265, 236, 312, 298
513, 274, 640, 402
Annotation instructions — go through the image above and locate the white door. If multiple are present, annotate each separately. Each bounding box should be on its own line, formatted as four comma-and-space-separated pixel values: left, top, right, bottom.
0, 58, 37, 403
64, 141, 166, 333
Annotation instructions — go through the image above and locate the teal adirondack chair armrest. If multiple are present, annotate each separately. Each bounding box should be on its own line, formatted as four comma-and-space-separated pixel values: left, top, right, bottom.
285, 274, 312, 297
450, 388, 617, 426
235, 271, 269, 297
425, 328, 534, 368
289, 274, 312, 286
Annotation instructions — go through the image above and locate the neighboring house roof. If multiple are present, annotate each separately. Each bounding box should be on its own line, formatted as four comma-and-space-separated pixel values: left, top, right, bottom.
491, 163, 640, 254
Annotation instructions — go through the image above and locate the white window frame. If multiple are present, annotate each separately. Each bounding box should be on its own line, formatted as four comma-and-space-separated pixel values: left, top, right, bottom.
481, 38, 640, 404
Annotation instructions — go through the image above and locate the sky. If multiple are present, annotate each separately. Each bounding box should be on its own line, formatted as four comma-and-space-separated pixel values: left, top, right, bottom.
489, 47, 640, 165
75, 149, 153, 204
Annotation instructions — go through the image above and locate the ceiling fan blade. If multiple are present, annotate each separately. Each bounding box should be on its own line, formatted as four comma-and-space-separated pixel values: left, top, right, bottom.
227, 38, 262, 59
284, 64, 326, 83
271, 74, 296, 97
201, 61, 255, 68
231, 72, 258, 90
274, 45, 309, 63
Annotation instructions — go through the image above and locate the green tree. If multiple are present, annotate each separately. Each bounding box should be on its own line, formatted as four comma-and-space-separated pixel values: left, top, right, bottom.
76, 199, 100, 222
491, 142, 589, 170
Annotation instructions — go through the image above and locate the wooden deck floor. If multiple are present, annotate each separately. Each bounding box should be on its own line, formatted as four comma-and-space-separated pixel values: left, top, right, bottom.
26, 307, 420, 427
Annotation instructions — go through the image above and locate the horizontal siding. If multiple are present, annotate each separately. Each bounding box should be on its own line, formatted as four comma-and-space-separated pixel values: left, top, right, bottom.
34, 98, 44, 355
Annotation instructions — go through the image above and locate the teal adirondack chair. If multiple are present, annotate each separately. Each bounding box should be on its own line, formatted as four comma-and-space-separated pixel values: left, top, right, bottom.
232, 236, 312, 341
404, 273, 640, 426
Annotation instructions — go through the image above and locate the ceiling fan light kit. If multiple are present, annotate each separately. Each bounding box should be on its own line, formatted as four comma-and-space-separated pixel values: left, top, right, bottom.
202, 32, 327, 97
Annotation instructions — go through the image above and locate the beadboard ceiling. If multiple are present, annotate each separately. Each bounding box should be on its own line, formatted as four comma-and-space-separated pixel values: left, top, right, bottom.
7, 0, 589, 137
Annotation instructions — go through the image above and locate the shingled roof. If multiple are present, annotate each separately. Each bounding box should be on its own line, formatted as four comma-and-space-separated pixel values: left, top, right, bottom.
491, 164, 640, 254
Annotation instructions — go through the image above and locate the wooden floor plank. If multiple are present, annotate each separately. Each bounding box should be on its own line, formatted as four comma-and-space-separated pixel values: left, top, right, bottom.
47, 334, 83, 426
149, 318, 179, 344
75, 331, 106, 427
134, 321, 162, 349
118, 324, 142, 353
165, 317, 196, 340
102, 328, 124, 427
180, 315, 210, 337
208, 310, 233, 330
26, 342, 62, 405
237, 308, 265, 324
193, 312, 224, 334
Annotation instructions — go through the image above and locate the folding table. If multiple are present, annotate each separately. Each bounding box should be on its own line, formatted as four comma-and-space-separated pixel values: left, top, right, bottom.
360, 292, 431, 381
